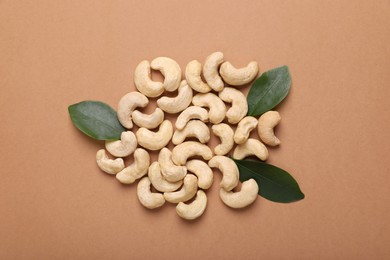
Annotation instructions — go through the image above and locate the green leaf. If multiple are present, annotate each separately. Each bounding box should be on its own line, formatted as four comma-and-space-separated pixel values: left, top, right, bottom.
234, 159, 304, 203
247, 66, 291, 116
68, 101, 126, 140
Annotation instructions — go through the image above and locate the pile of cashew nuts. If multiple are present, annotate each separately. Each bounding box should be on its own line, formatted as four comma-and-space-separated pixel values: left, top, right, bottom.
96, 52, 281, 220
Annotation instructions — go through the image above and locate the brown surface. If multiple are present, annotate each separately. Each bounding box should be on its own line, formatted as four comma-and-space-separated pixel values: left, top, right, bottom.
1, 0, 389, 259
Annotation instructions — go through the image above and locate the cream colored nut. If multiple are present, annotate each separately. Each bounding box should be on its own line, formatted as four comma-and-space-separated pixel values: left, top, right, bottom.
233, 138, 269, 161
175, 106, 208, 130
186, 160, 213, 190
219, 179, 258, 208
258, 111, 281, 146
192, 93, 226, 124
208, 156, 239, 191
185, 60, 212, 93
136, 120, 173, 150
117, 92, 148, 129
96, 149, 125, 175
157, 80, 193, 114
137, 177, 165, 209
172, 120, 210, 145
105, 131, 137, 157
151, 57, 181, 92
158, 148, 187, 182
219, 87, 248, 124
172, 141, 213, 166
211, 124, 234, 156
148, 162, 183, 192
203, 52, 224, 91
116, 148, 150, 184
164, 174, 198, 203
176, 190, 207, 220
134, 60, 165, 98
219, 61, 259, 86
234, 116, 258, 144
132, 107, 164, 129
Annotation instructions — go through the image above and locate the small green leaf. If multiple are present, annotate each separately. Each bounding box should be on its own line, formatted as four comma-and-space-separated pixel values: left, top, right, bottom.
247, 66, 291, 116
68, 101, 126, 140
234, 159, 304, 203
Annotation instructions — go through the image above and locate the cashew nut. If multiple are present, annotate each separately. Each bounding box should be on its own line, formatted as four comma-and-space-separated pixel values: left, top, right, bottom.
234, 116, 258, 144
219, 87, 248, 124
151, 57, 181, 92
96, 149, 125, 175
211, 124, 234, 156
185, 60, 211, 93
132, 107, 164, 129
219, 179, 258, 208
137, 177, 165, 209
175, 106, 208, 130
158, 148, 187, 182
172, 141, 213, 166
176, 190, 207, 220
219, 61, 259, 86
134, 60, 165, 98
186, 160, 213, 190
136, 120, 173, 150
203, 52, 224, 91
208, 156, 239, 191
233, 138, 269, 161
192, 93, 226, 124
148, 162, 183, 192
105, 131, 137, 157
116, 148, 150, 184
117, 92, 149, 129
258, 111, 281, 146
172, 120, 210, 145
164, 174, 198, 203
157, 80, 193, 114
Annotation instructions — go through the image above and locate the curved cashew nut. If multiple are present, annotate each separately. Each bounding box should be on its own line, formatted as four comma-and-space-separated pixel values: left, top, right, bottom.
186, 160, 213, 190
148, 162, 183, 192
203, 52, 224, 91
136, 120, 173, 150
219, 179, 258, 208
164, 174, 198, 203
176, 190, 207, 220
116, 148, 150, 184
134, 60, 165, 98
219, 61, 259, 86
192, 93, 226, 124
208, 156, 239, 191
132, 107, 164, 129
233, 138, 269, 161
175, 106, 208, 130
212, 124, 234, 156
172, 120, 210, 145
258, 111, 281, 146
157, 80, 193, 114
105, 131, 137, 157
172, 141, 213, 166
96, 149, 125, 175
151, 57, 181, 92
158, 148, 187, 182
117, 92, 148, 129
137, 177, 165, 209
185, 60, 211, 93
234, 116, 258, 144
219, 87, 248, 124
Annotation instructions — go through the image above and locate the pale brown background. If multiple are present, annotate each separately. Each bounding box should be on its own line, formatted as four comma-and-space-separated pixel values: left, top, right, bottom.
1, 0, 389, 259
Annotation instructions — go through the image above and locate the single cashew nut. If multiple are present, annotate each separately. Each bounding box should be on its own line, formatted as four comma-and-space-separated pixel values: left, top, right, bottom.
136, 120, 173, 150
96, 149, 125, 175
219, 61, 259, 86
172, 141, 213, 166
186, 160, 213, 190
203, 52, 224, 91
208, 156, 239, 191
105, 131, 137, 157
172, 120, 210, 145
185, 60, 211, 93
157, 80, 193, 114
176, 190, 207, 220
137, 177, 165, 209
117, 92, 149, 129
151, 57, 181, 92
116, 148, 150, 184
134, 60, 165, 98
219, 179, 258, 208
175, 106, 208, 130
132, 107, 164, 129
212, 124, 234, 156
192, 93, 226, 124
164, 174, 198, 203
258, 111, 281, 146
233, 138, 269, 161
234, 116, 258, 144
148, 162, 183, 192
219, 87, 248, 124
158, 148, 187, 182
